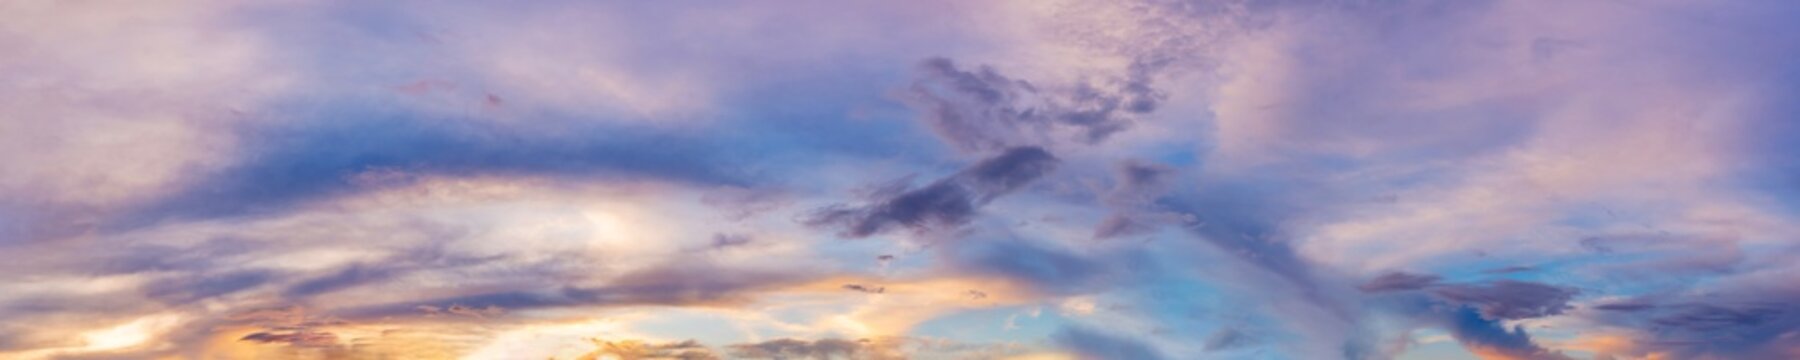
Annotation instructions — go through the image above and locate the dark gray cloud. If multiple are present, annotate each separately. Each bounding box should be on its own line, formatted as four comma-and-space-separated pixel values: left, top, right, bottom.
807, 146, 1057, 238
1053, 326, 1167, 360
1356, 272, 1440, 293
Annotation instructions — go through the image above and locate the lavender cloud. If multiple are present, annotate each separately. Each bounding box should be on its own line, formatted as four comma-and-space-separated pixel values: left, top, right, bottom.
4, 0, 1800, 359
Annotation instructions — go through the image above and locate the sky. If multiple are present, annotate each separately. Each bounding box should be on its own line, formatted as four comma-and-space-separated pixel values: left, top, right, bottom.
3, 0, 1800, 359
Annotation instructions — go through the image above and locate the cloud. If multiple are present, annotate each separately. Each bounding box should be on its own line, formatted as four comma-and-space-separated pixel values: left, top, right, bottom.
842, 284, 887, 294
1438, 307, 1572, 360
6, 0, 1800, 359
118, 116, 747, 228
899, 57, 1160, 154
1202, 328, 1254, 352
577, 339, 719, 360
237, 330, 339, 348
1093, 160, 1186, 240
1356, 272, 1441, 293
1579, 270, 1800, 358
726, 338, 870, 360
808, 146, 1058, 238
144, 270, 276, 304
282, 263, 400, 299
1429, 280, 1578, 321
946, 239, 1111, 295
343, 260, 811, 318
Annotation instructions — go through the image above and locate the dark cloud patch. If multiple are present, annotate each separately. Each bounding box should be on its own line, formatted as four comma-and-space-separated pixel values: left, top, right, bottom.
218, 306, 352, 355
842, 284, 885, 294
1438, 307, 1573, 360
1429, 280, 1578, 320
1356, 272, 1440, 293
1053, 326, 1167, 360
810, 181, 976, 238
727, 338, 866, 359
239, 330, 340, 347
900, 58, 1162, 153
1592, 301, 1654, 312
807, 146, 1057, 238
961, 146, 1061, 199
